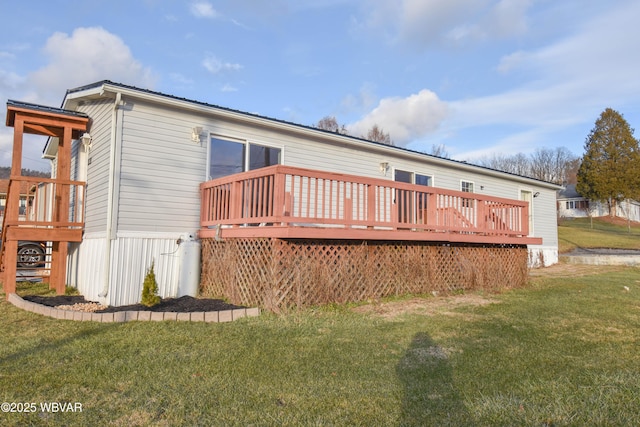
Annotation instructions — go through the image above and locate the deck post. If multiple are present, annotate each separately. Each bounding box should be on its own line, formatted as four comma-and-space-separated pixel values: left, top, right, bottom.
521, 203, 529, 236
367, 184, 376, 227
2, 117, 24, 297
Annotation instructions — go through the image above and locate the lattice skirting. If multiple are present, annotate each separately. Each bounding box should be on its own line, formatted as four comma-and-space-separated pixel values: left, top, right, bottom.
200, 238, 529, 311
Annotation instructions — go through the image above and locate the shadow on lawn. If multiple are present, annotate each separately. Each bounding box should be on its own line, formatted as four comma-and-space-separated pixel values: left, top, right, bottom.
397, 332, 472, 426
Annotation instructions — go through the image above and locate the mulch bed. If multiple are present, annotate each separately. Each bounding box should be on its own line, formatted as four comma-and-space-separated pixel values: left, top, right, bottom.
22, 295, 244, 313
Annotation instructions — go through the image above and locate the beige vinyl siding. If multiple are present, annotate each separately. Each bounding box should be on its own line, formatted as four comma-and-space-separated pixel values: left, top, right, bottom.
77, 99, 113, 234
115, 99, 207, 233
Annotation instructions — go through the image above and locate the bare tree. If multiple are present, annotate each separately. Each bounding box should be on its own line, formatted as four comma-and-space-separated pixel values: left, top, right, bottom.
530, 147, 578, 184
475, 147, 578, 183
365, 124, 394, 146
476, 153, 530, 176
427, 144, 450, 158
316, 116, 348, 134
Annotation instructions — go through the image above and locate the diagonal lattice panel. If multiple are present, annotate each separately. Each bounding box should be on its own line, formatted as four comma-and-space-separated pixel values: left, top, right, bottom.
200, 238, 529, 311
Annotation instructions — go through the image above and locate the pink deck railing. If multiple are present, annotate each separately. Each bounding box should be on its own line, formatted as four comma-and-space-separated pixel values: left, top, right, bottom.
200, 165, 541, 244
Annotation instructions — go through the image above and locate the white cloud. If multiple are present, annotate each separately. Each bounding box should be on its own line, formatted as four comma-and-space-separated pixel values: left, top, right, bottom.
0, 27, 155, 170
221, 84, 238, 92
340, 83, 377, 115
190, 1, 219, 18
202, 55, 243, 74
360, 0, 532, 48
458, 1, 640, 131
169, 72, 194, 86
347, 89, 449, 145
29, 27, 155, 103
0, 69, 26, 92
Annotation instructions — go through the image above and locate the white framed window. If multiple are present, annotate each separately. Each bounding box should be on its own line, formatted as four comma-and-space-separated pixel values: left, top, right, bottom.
461, 180, 474, 193
207, 135, 282, 180
394, 169, 433, 186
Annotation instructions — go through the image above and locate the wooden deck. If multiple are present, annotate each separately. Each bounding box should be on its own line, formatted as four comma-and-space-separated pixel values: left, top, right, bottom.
200, 165, 542, 245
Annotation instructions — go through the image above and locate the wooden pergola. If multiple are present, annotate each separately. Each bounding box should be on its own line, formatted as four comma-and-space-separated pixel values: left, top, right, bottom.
2, 100, 89, 296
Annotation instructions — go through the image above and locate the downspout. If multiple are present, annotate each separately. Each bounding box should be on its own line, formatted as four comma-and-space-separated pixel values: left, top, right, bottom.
99, 92, 121, 298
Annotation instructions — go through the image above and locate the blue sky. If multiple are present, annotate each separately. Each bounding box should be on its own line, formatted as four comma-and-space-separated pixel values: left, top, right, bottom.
1, 0, 639, 171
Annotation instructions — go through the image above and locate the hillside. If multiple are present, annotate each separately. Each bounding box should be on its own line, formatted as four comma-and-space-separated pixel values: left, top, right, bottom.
558, 217, 640, 253
0, 166, 49, 179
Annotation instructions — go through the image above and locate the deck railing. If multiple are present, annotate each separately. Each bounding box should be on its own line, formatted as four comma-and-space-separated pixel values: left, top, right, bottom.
2, 176, 86, 228
200, 165, 538, 244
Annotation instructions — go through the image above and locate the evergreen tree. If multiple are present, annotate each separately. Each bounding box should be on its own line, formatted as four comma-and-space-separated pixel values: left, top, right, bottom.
576, 108, 640, 215
141, 261, 161, 307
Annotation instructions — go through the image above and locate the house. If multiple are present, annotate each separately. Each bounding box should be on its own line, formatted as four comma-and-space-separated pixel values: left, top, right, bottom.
0, 179, 33, 219
3, 81, 561, 309
557, 184, 640, 221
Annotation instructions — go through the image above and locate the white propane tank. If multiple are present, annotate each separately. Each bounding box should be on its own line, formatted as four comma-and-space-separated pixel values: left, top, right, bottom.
177, 233, 201, 297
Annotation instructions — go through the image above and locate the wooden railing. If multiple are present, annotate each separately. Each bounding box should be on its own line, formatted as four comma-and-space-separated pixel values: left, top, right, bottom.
0, 176, 85, 246
200, 165, 540, 244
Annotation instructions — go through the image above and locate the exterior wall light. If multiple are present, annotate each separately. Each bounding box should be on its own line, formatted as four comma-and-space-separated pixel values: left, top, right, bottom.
379, 162, 390, 175
192, 126, 203, 143
80, 132, 92, 150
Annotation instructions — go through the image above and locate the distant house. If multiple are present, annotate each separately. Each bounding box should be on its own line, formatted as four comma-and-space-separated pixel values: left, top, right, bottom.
557, 184, 640, 221
0, 179, 32, 219
4, 81, 562, 309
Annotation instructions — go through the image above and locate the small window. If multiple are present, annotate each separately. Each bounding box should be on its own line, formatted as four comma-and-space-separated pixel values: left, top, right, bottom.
249, 144, 281, 170
461, 181, 474, 193
415, 174, 432, 186
394, 169, 412, 184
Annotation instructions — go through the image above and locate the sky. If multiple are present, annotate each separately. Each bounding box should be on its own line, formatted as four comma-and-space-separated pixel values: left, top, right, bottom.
1, 0, 640, 171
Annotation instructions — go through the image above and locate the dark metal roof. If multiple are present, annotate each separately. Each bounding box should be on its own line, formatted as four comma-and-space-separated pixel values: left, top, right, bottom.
7, 99, 89, 119
65, 80, 561, 188
557, 184, 581, 198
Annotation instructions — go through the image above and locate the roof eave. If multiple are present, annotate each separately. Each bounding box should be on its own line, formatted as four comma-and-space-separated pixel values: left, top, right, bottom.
62, 81, 562, 190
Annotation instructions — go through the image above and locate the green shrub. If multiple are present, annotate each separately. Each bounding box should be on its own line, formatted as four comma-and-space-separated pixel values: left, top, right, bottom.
141, 261, 161, 307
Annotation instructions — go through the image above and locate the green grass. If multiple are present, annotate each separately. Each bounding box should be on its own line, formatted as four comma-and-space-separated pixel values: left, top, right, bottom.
558, 217, 640, 253
1, 267, 640, 426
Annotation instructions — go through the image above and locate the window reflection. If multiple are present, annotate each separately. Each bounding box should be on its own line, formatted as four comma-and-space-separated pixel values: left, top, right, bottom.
209, 136, 282, 179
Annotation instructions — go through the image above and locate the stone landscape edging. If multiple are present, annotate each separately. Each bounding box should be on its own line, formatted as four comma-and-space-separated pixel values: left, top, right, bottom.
7, 293, 260, 323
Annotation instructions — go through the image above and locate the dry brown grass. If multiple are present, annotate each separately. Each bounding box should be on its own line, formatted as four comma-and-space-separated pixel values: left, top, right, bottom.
351, 294, 496, 320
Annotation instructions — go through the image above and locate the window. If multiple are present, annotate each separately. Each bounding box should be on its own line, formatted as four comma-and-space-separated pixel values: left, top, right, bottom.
461, 181, 474, 193
249, 144, 281, 170
209, 137, 245, 179
209, 136, 281, 179
461, 181, 474, 208
566, 200, 589, 210
394, 170, 432, 186
415, 174, 432, 187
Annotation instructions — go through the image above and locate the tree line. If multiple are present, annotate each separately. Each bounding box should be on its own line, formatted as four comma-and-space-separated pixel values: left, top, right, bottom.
0, 167, 50, 179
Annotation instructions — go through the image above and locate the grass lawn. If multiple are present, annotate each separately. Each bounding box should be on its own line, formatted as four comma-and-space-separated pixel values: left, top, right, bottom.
558, 217, 640, 253
1, 265, 639, 426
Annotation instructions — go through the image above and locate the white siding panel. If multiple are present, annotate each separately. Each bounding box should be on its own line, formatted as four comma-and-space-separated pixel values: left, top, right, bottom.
67, 235, 107, 304
116, 100, 206, 233
107, 233, 183, 306
77, 99, 113, 233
